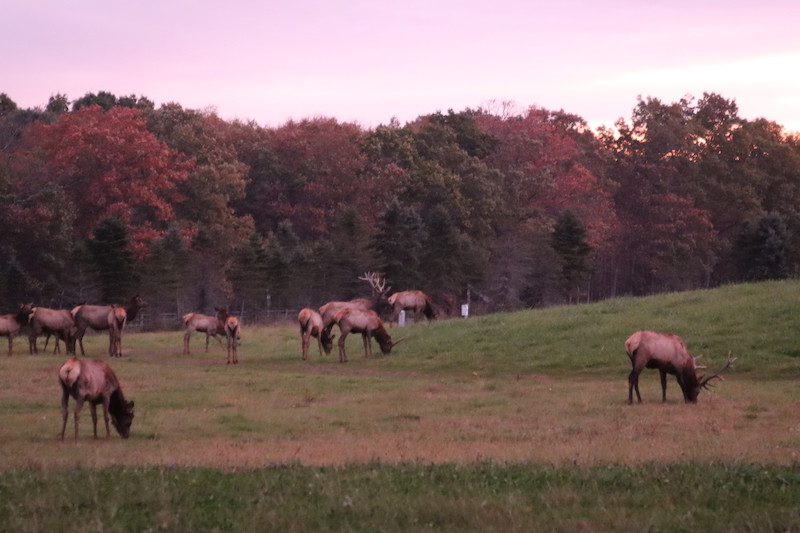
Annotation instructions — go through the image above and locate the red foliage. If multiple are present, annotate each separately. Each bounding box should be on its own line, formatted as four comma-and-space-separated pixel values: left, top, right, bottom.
13, 106, 193, 254
476, 107, 617, 249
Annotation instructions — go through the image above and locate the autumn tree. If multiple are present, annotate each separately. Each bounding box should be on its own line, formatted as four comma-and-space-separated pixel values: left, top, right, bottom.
12, 105, 192, 254
145, 103, 255, 309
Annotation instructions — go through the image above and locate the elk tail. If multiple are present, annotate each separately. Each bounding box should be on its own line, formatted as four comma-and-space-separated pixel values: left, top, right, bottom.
58, 357, 82, 388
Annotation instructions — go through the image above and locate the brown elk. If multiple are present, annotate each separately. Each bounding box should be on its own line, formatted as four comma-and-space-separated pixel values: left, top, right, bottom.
182, 308, 227, 354
58, 357, 135, 441
318, 272, 392, 349
333, 307, 406, 363
29, 306, 76, 355
72, 295, 148, 356
387, 290, 436, 325
217, 308, 241, 365
625, 330, 736, 404
298, 308, 332, 360
0, 303, 33, 356
108, 306, 127, 358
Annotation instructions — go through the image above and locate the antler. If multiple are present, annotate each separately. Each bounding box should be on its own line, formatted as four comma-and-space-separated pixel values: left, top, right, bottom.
699, 352, 737, 389
692, 354, 707, 369
391, 335, 410, 347
359, 272, 391, 297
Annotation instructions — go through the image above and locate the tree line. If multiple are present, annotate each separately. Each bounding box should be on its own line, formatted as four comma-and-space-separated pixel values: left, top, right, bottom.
0, 91, 798, 325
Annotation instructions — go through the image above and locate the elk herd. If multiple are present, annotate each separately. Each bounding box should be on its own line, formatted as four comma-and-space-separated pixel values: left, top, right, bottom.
4, 272, 739, 442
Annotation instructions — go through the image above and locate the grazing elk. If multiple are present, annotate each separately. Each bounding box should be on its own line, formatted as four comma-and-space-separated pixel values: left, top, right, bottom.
0, 303, 33, 356
29, 306, 76, 355
298, 308, 332, 360
318, 272, 392, 349
625, 330, 736, 404
58, 357, 135, 441
182, 308, 227, 354
71, 295, 148, 356
387, 290, 436, 325
333, 307, 406, 363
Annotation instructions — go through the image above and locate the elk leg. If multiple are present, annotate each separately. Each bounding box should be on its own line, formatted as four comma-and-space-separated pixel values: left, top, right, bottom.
205, 331, 211, 352
6, 336, 11, 356
72, 397, 85, 442
338, 333, 348, 363
361, 331, 372, 359
659, 370, 668, 403
301, 330, 309, 360
60, 389, 71, 440
90, 403, 100, 438
628, 370, 642, 404
102, 398, 113, 437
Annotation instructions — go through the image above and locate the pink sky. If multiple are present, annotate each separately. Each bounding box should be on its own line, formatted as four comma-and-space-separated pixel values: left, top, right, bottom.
3, 0, 800, 131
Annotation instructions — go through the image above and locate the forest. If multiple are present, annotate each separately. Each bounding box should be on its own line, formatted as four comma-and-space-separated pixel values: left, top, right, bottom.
0, 91, 798, 327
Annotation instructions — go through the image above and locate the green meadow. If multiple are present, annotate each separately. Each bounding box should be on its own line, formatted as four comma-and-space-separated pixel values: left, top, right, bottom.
1, 280, 799, 532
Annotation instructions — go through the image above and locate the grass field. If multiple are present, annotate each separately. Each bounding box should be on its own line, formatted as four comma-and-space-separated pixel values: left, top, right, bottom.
1, 281, 799, 531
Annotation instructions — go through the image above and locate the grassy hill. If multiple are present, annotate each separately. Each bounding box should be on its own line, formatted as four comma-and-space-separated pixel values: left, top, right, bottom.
0, 280, 798, 532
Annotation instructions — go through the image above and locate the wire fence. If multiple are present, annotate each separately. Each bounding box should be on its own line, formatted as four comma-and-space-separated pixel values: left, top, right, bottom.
124, 309, 300, 332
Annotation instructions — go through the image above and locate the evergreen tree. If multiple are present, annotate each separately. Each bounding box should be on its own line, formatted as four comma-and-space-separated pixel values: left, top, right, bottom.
734, 213, 790, 281
551, 210, 592, 302
87, 218, 138, 302
370, 198, 426, 289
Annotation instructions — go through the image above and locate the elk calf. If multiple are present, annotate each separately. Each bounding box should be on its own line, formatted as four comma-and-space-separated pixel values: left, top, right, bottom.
298, 308, 331, 359
58, 357, 134, 441
625, 330, 735, 404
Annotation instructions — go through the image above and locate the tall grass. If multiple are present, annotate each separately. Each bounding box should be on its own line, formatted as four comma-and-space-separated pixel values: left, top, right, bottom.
0, 280, 799, 531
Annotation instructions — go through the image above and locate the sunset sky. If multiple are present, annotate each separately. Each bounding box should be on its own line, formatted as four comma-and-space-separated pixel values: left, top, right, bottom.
3, 0, 800, 131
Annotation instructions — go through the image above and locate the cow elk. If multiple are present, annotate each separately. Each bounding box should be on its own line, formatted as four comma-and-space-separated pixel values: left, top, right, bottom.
298, 308, 332, 359
29, 306, 76, 355
58, 357, 135, 441
333, 307, 406, 363
625, 330, 736, 404
387, 290, 436, 325
108, 306, 127, 357
0, 303, 33, 356
71, 295, 148, 357
182, 308, 228, 354
217, 308, 241, 365
318, 272, 392, 349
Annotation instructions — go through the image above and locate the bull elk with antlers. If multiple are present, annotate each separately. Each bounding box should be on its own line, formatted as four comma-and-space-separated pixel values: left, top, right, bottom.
626, 330, 736, 404
333, 307, 406, 363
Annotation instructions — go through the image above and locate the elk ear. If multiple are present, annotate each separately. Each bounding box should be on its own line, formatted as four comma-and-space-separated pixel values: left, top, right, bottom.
127, 401, 135, 409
